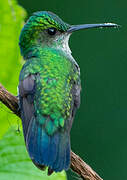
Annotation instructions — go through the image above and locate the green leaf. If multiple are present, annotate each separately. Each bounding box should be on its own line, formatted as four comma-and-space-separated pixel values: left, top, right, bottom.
0, 128, 67, 180
0, 0, 25, 137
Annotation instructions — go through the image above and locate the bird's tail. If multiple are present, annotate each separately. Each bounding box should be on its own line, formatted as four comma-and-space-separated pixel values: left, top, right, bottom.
25, 117, 71, 172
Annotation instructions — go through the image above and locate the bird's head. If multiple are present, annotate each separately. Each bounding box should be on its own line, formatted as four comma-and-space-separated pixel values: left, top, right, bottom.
19, 11, 118, 59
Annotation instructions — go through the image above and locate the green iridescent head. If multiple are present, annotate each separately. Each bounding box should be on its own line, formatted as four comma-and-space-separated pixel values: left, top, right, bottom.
19, 11, 71, 58
19, 11, 118, 59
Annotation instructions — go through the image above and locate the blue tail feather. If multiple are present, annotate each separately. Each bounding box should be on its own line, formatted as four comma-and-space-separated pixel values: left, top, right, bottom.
36, 124, 43, 164
26, 117, 71, 172
40, 130, 50, 165
47, 133, 59, 166
65, 139, 71, 170
26, 117, 42, 164
53, 133, 70, 172
54, 144, 66, 172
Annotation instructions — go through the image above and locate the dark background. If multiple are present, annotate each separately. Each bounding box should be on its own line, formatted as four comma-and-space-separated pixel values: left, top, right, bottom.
17, 0, 127, 179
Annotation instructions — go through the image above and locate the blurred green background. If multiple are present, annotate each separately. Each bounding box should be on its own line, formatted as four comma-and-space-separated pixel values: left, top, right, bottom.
17, 0, 127, 180
0, 0, 127, 179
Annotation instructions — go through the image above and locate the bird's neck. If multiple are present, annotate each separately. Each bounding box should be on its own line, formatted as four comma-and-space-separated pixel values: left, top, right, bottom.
22, 43, 72, 61
24, 45, 79, 73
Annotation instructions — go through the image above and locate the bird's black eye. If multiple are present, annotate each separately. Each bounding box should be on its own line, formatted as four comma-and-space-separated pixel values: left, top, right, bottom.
47, 28, 57, 36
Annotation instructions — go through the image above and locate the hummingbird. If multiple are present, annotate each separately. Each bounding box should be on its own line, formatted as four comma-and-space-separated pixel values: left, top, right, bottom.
18, 11, 118, 175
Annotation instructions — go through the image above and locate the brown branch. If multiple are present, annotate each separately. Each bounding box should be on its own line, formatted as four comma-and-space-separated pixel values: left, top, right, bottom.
0, 84, 19, 116
0, 83, 103, 180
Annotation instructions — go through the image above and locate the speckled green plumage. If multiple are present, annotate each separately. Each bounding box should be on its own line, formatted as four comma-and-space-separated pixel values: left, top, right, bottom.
19, 47, 80, 135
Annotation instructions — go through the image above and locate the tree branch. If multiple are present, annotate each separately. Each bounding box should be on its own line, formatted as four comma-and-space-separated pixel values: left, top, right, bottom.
0, 83, 103, 180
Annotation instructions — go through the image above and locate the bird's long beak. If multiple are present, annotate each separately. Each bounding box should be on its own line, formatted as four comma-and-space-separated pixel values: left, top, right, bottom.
67, 23, 119, 33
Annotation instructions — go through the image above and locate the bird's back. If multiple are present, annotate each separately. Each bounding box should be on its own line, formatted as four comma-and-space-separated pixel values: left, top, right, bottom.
19, 47, 81, 172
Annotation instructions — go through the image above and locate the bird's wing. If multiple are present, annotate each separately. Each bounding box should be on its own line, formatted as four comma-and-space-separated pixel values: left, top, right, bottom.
72, 79, 81, 118
18, 74, 36, 139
